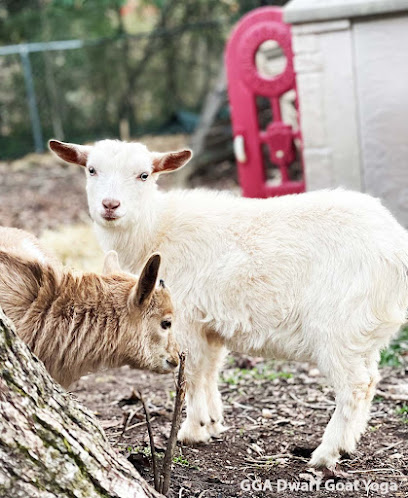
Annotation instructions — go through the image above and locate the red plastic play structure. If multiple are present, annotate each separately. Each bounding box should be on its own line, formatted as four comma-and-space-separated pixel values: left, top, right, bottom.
225, 7, 305, 198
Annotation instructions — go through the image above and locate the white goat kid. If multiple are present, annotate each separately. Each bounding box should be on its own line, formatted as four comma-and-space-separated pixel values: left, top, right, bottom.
49, 139, 408, 472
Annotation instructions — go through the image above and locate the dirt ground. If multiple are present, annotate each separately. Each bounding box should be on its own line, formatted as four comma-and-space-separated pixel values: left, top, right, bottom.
72, 357, 408, 498
1, 139, 408, 497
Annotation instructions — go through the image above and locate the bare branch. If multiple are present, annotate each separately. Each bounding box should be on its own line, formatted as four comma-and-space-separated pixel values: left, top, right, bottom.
160, 351, 187, 495
139, 391, 160, 492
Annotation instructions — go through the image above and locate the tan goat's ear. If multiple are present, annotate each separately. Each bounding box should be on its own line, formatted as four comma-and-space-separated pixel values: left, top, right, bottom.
102, 250, 121, 275
48, 139, 92, 167
134, 253, 161, 307
151, 149, 192, 175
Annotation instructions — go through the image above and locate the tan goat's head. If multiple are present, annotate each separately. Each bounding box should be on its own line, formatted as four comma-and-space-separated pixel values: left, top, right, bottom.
102, 251, 180, 374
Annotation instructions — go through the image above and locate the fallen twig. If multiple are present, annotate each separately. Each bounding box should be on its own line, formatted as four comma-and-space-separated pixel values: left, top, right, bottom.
139, 391, 160, 491
232, 401, 253, 410
374, 440, 402, 455
159, 351, 187, 495
347, 467, 405, 475
245, 414, 258, 424
126, 417, 156, 433
118, 409, 136, 443
376, 388, 408, 402
245, 452, 292, 462
289, 392, 335, 410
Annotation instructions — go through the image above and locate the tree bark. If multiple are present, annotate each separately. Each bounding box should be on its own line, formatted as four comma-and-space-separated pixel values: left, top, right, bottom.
0, 308, 161, 498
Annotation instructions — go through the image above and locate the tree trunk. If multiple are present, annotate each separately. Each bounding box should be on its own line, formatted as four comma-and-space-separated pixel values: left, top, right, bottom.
0, 308, 161, 498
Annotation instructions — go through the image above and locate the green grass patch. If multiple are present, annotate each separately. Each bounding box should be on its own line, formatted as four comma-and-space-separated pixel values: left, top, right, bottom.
380, 325, 408, 367
126, 445, 164, 459
173, 455, 198, 469
396, 404, 408, 423
221, 364, 292, 386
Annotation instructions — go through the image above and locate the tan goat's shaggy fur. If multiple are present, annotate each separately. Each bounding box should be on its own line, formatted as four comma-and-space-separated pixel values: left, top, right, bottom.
0, 227, 179, 388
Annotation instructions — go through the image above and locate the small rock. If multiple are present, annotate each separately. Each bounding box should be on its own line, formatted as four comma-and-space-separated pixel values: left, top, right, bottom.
262, 408, 274, 419
390, 453, 403, 459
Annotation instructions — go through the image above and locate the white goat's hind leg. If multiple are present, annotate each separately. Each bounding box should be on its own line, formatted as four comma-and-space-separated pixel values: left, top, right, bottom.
310, 359, 372, 470
353, 352, 381, 441
352, 324, 401, 444
203, 339, 228, 437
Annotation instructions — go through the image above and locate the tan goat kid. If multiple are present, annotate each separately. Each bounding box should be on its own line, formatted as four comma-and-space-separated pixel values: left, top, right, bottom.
0, 227, 179, 387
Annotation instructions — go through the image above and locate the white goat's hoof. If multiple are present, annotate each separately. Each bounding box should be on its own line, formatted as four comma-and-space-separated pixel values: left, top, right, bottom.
309, 445, 340, 471
177, 421, 211, 444
321, 465, 352, 479
208, 421, 228, 438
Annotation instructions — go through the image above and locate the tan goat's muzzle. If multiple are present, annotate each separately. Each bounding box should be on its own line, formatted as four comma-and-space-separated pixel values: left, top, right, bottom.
163, 354, 180, 372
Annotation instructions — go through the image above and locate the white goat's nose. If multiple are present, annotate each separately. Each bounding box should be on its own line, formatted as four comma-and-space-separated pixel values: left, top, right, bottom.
102, 198, 120, 210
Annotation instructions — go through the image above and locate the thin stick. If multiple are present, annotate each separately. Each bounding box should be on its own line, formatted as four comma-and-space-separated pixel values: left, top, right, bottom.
139, 391, 160, 491
374, 440, 402, 455
126, 417, 156, 433
347, 467, 405, 475
118, 410, 135, 443
160, 351, 187, 495
289, 392, 335, 410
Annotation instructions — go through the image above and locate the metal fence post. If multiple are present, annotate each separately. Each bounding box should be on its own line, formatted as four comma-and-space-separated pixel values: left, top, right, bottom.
20, 45, 44, 153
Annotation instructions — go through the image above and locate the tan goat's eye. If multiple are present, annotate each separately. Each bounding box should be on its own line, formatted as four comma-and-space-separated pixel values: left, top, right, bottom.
139, 172, 149, 181
161, 320, 171, 330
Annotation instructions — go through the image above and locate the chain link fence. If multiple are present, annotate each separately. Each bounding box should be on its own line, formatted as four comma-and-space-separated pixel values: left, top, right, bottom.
0, 21, 229, 159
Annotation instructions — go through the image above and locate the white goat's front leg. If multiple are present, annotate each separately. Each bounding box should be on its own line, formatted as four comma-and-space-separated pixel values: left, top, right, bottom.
203, 335, 228, 438
177, 326, 227, 444
178, 360, 211, 444
177, 324, 212, 444
310, 352, 380, 471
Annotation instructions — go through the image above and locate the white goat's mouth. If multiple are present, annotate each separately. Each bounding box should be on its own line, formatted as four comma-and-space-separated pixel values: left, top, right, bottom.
101, 211, 122, 221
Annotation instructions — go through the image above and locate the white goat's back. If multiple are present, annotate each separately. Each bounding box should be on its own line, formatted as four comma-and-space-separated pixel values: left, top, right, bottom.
94, 188, 408, 361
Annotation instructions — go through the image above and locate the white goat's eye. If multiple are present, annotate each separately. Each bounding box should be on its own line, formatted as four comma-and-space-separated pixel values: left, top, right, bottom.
139, 172, 149, 181
88, 166, 97, 176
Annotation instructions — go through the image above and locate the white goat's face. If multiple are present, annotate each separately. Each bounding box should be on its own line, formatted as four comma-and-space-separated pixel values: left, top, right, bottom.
86, 141, 156, 227
48, 139, 192, 227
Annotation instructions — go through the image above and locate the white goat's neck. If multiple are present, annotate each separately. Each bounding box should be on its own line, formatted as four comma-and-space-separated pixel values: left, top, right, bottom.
95, 189, 166, 273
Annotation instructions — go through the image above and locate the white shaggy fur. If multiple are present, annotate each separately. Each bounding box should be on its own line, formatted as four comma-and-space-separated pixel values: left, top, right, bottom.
50, 139, 408, 471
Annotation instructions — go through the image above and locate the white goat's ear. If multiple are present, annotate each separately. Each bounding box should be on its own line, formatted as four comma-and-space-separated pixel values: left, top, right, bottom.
48, 139, 92, 167
102, 250, 121, 275
151, 149, 192, 175
134, 253, 161, 307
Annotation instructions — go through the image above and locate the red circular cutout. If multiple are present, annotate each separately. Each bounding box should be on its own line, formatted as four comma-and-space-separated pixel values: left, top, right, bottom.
237, 21, 295, 97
